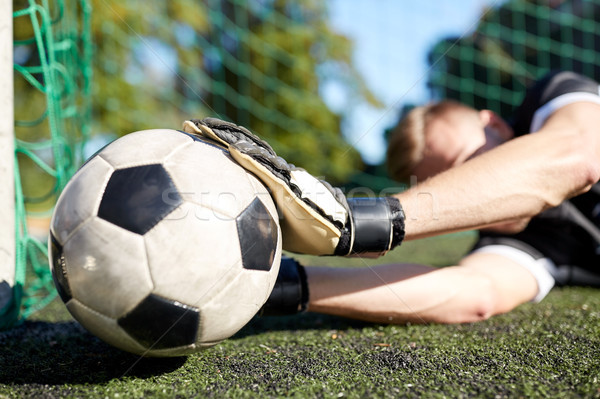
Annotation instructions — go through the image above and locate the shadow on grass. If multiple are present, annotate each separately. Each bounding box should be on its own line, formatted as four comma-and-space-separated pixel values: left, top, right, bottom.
233, 312, 373, 340
0, 321, 186, 384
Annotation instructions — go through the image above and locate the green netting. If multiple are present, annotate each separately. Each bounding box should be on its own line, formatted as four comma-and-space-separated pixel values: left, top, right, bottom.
1, 0, 92, 329
425, 0, 600, 117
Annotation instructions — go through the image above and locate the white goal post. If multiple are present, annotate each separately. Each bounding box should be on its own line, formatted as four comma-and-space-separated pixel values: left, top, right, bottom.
0, 1, 15, 307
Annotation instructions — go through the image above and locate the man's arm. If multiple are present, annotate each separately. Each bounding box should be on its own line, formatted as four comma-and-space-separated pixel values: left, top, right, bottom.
305, 252, 540, 324
397, 102, 600, 240
183, 101, 599, 256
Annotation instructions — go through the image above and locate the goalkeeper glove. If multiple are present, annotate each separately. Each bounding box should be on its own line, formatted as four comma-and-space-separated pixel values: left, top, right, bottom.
183, 118, 405, 256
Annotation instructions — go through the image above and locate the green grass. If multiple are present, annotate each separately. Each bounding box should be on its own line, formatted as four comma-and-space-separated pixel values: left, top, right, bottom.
1, 233, 599, 398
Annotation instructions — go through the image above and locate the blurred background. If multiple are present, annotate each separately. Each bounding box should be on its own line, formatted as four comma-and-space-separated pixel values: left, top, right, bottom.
14, 0, 600, 193
8, 0, 600, 321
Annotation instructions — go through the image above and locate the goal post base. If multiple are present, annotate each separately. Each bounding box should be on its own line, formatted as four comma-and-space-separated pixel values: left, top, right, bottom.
0, 0, 16, 328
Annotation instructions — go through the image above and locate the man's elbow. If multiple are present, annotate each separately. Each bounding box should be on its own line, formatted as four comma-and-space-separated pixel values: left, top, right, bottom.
569, 133, 600, 193
579, 152, 600, 188
461, 286, 497, 323
549, 130, 600, 202
467, 299, 496, 322
433, 274, 499, 324
432, 299, 496, 324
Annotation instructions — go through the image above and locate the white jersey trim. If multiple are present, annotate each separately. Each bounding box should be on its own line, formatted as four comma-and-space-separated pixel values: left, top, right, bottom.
530, 90, 600, 132
471, 244, 557, 303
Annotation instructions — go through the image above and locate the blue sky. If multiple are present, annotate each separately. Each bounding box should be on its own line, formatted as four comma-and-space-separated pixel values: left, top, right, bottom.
325, 0, 503, 164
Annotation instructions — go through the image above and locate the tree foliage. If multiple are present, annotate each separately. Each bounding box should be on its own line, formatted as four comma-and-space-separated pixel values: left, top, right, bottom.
86, 0, 381, 181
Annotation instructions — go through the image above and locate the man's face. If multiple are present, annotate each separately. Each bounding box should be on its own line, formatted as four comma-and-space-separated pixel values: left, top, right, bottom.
412, 110, 513, 181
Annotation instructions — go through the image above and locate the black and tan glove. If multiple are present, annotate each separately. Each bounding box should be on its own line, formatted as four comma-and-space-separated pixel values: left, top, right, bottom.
183, 117, 405, 256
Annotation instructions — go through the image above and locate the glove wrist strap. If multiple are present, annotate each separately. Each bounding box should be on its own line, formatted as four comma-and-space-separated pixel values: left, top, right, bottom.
259, 257, 309, 316
386, 196, 406, 248
337, 197, 405, 255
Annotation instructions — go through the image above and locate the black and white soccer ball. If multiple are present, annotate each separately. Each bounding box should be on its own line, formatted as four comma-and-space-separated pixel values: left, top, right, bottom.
49, 129, 282, 357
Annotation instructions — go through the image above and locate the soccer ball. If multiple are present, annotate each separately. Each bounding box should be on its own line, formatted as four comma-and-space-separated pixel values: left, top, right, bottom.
49, 129, 282, 357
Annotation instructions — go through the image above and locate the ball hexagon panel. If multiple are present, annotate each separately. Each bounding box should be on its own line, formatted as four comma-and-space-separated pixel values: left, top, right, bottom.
64, 218, 153, 319
246, 171, 280, 219
238, 263, 281, 307
97, 164, 182, 235
117, 293, 200, 350
197, 264, 280, 343
49, 232, 71, 303
50, 156, 114, 244
98, 129, 191, 170
244, 172, 282, 263
163, 139, 258, 219
144, 203, 244, 307
236, 197, 279, 271
67, 299, 147, 355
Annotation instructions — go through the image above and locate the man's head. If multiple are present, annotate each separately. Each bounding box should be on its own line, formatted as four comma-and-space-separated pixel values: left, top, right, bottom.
387, 100, 514, 182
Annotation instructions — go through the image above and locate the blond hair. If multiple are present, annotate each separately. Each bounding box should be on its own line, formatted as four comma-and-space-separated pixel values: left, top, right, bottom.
386, 100, 477, 182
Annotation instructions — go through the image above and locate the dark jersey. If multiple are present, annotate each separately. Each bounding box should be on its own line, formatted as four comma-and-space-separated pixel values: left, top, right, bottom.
510, 71, 600, 136
472, 71, 600, 287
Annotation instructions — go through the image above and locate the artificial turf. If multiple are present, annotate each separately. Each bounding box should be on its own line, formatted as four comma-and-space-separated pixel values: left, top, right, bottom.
1, 233, 599, 398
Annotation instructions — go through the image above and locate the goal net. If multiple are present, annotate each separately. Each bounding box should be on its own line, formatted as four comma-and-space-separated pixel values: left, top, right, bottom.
1, 0, 92, 329
425, 0, 600, 116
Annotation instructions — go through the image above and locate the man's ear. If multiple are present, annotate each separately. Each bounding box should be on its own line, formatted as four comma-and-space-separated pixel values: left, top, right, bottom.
478, 109, 497, 127
479, 110, 513, 140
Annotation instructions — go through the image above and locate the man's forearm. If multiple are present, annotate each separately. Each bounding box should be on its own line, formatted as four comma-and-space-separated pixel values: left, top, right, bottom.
305, 262, 523, 324
395, 114, 600, 240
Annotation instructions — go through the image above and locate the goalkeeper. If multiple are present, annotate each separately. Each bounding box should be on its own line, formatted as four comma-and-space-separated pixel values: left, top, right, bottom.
184, 70, 600, 324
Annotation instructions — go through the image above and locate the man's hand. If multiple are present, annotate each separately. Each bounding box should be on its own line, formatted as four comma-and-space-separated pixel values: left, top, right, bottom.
183, 117, 405, 256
